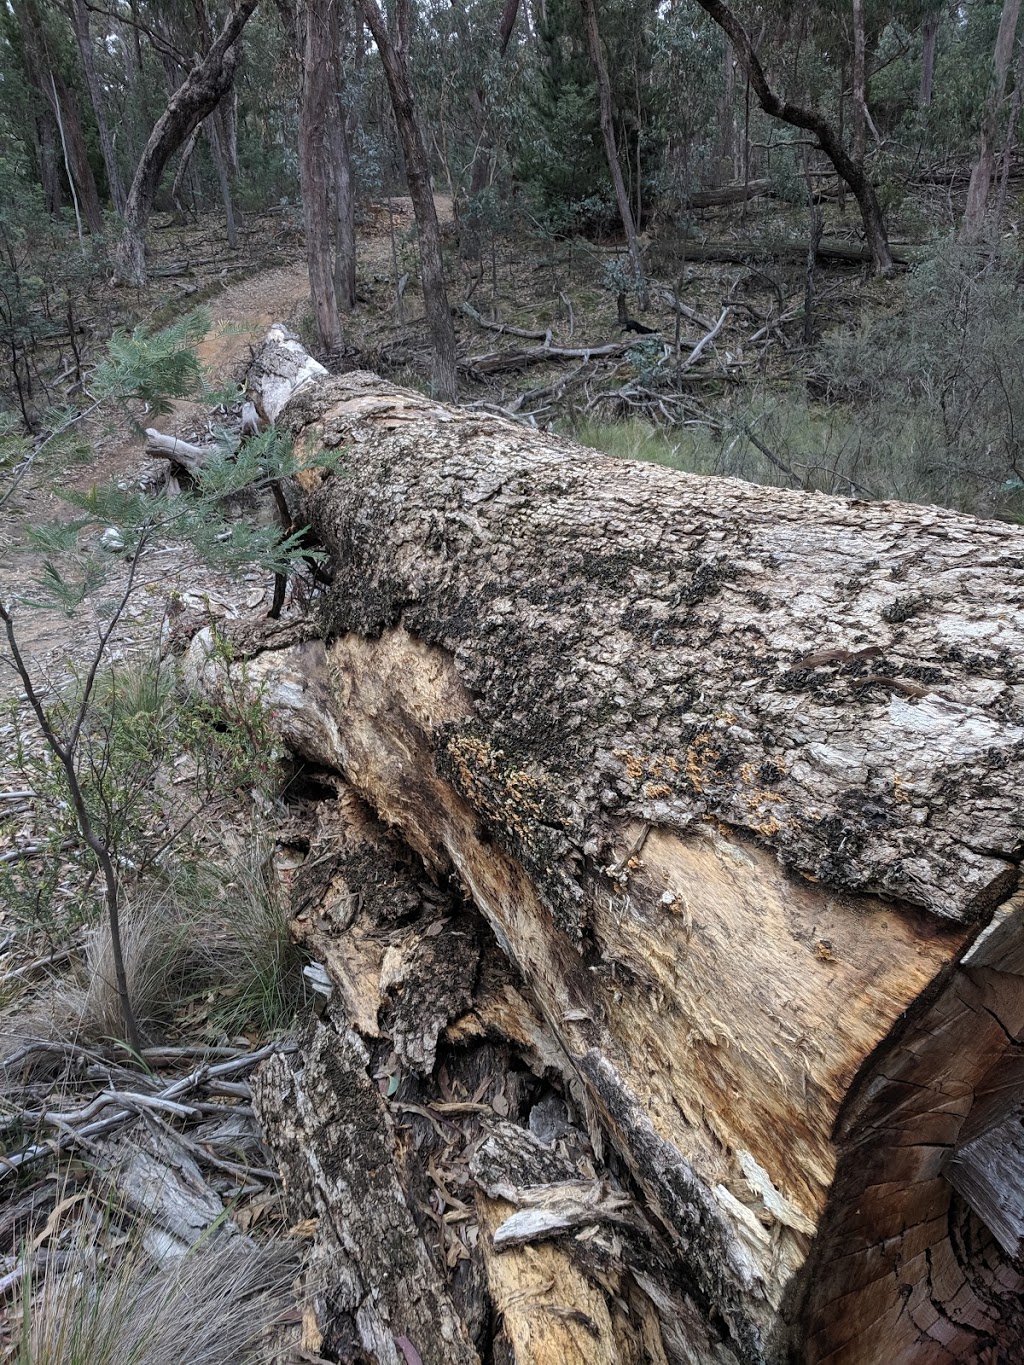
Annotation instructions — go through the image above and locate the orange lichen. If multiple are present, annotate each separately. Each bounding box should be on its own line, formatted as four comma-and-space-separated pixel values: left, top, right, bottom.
445, 733, 549, 847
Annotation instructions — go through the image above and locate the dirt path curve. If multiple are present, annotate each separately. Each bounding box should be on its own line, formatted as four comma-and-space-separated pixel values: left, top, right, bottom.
0, 194, 458, 712
0, 265, 309, 705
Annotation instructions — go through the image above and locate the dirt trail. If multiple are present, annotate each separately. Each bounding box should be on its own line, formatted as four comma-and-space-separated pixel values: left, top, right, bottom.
0, 196, 455, 703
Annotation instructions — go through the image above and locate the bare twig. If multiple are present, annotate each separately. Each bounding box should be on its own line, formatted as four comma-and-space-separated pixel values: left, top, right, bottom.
677, 308, 731, 374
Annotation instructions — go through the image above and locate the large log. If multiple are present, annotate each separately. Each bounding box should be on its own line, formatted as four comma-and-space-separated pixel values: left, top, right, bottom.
184, 327, 1024, 1363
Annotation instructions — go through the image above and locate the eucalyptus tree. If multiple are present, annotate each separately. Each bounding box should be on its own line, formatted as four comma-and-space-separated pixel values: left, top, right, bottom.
69, 0, 125, 211
9, 0, 103, 233
111, 0, 260, 286
357, 0, 458, 401
963, 0, 1022, 231
693, 0, 894, 273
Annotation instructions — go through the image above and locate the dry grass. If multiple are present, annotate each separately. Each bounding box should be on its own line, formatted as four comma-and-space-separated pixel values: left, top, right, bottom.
14, 1232, 296, 1365
1, 834, 308, 1066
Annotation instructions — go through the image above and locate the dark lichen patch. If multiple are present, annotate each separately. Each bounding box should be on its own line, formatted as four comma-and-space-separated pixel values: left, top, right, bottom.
578, 547, 655, 586
620, 603, 661, 639
672, 555, 741, 608
321, 570, 411, 638
902, 663, 946, 685
776, 668, 815, 693
837, 787, 896, 831
881, 594, 930, 624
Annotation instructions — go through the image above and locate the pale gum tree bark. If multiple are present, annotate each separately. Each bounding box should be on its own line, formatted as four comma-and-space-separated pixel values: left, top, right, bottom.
329, 0, 358, 313
356, 0, 459, 401
695, 0, 894, 273
995, 42, 1024, 222
111, 0, 259, 286
963, 0, 1023, 233
851, 0, 867, 166
185, 329, 1024, 1361
579, 0, 648, 308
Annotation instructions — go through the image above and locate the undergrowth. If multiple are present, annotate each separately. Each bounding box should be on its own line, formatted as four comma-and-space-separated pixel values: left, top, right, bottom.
14, 1227, 295, 1365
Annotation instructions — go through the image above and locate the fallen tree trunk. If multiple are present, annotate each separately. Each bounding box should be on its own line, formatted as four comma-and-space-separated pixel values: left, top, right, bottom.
183, 327, 1024, 1363
671, 239, 914, 267
683, 178, 771, 207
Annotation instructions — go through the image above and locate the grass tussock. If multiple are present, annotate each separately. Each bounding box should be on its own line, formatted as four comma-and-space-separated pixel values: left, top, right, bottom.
15, 1233, 296, 1365
5, 834, 308, 1056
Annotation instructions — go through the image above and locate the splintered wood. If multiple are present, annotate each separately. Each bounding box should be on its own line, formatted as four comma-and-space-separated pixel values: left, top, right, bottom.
184, 330, 1024, 1363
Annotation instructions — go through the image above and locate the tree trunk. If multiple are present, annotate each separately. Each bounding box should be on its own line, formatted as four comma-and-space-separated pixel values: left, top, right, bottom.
580, 0, 647, 308
170, 125, 202, 216
20, 0, 104, 236
329, 0, 358, 314
718, 43, 736, 183
207, 110, 239, 249
297, 0, 344, 350
963, 0, 1022, 233
52, 75, 104, 235
851, 0, 867, 166
995, 43, 1024, 222
13, 0, 62, 216
181, 328, 1024, 1362
919, 9, 939, 109
694, 0, 893, 274
449, 0, 493, 198
356, 0, 459, 401
111, 0, 258, 286
70, 0, 126, 212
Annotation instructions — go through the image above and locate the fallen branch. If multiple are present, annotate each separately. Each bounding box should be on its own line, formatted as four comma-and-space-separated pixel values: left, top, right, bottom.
677, 306, 731, 373
144, 428, 215, 474
0, 1041, 295, 1179
461, 301, 551, 341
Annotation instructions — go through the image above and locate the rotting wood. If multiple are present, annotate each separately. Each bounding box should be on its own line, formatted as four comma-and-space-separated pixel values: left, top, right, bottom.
182, 328, 1024, 1363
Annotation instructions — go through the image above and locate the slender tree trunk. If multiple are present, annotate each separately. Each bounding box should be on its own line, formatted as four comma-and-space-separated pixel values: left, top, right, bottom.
330, 98, 358, 313
297, 0, 344, 350
221, 88, 239, 175
695, 0, 894, 273
963, 0, 1022, 233
48, 71, 105, 235
171, 125, 202, 216
449, 0, 493, 197
919, 9, 939, 109
112, 0, 259, 286
995, 44, 1024, 223
718, 43, 736, 183
70, 0, 126, 211
580, 0, 647, 307
13, 1, 61, 214
15, 0, 104, 233
851, 0, 867, 166
328, 0, 357, 314
356, 0, 458, 401
207, 113, 239, 249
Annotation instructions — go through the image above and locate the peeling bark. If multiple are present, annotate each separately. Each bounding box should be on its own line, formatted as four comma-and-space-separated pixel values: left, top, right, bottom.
185, 331, 1024, 1362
